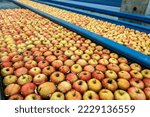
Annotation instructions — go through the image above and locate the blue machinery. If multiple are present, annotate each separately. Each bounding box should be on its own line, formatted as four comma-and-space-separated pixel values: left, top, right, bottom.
35, 0, 150, 24
11, 0, 150, 68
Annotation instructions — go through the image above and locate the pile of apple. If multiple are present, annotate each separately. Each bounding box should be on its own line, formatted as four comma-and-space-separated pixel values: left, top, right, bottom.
0, 8, 150, 100
18, 0, 150, 56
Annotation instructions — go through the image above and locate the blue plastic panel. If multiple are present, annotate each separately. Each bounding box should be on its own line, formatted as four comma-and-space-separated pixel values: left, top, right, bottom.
34, 0, 150, 33
12, 0, 150, 68
39, 0, 150, 24
70, 0, 122, 7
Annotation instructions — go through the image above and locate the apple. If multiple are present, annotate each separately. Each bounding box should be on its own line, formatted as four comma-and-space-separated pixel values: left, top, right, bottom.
88, 78, 102, 92
119, 63, 131, 72
73, 80, 88, 94
39, 47, 48, 52
38, 82, 56, 99
144, 87, 150, 100
8, 94, 24, 100
0, 61, 12, 68
107, 63, 120, 72
33, 51, 42, 57
83, 90, 99, 100
118, 57, 128, 63
95, 64, 107, 72
33, 74, 48, 85
0, 55, 11, 62
71, 64, 82, 73
92, 70, 104, 80
4, 83, 21, 96
17, 74, 32, 85
21, 83, 36, 96
42, 66, 55, 76
102, 78, 118, 92
35, 56, 45, 62
101, 54, 110, 59
129, 78, 144, 89
24, 60, 37, 69
58, 55, 68, 62
46, 55, 57, 63
78, 71, 91, 81
64, 50, 73, 57
70, 54, 80, 61
118, 70, 131, 80
38, 60, 49, 69
74, 49, 83, 56
54, 50, 63, 56
64, 59, 75, 67
117, 78, 130, 90
23, 55, 34, 62
128, 87, 146, 100
14, 67, 28, 77
84, 65, 95, 73
98, 58, 109, 66
66, 73, 78, 83
29, 67, 41, 76
65, 89, 82, 100
130, 63, 142, 71
3, 75, 17, 86
105, 70, 117, 79
43, 51, 52, 57
114, 90, 131, 100
99, 89, 114, 100
25, 93, 42, 100
1, 67, 14, 76
50, 71, 65, 84
50, 92, 65, 100
76, 59, 88, 67
110, 53, 118, 59
91, 54, 100, 60
143, 78, 150, 87
109, 58, 118, 64
23, 51, 32, 56
81, 54, 90, 61
130, 70, 143, 79
59, 65, 70, 74
11, 55, 23, 63
141, 69, 150, 78
57, 81, 72, 93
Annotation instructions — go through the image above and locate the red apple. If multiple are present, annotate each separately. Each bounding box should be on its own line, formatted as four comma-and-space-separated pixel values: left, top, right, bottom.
29, 67, 41, 76
144, 87, 150, 100
119, 63, 131, 72
78, 71, 91, 81
51, 60, 63, 69
128, 87, 146, 100
64, 59, 75, 67
4, 83, 21, 96
38, 60, 49, 69
143, 78, 150, 87
84, 65, 95, 73
92, 70, 104, 80
33, 74, 48, 85
102, 78, 118, 92
73, 80, 88, 94
8, 94, 24, 100
129, 78, 144, 89
66, 73, 78, 83
76, 59, 88, 67
42, 66, 55, 76
21, 83, 36, 96
130, 63, 142, 71
95, 64, 107, 72
25, 60, 37, 69
14, 67, 28, 77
